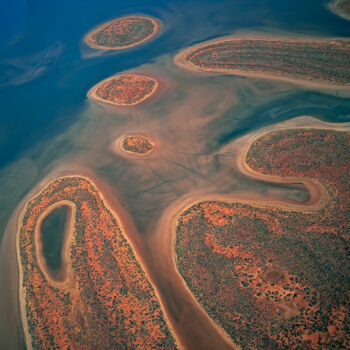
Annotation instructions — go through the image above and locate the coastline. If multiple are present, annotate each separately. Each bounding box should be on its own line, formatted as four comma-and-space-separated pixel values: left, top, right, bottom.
155, 119, 350, 349
174, 35, 350, 90
87, 74, 160, 107
15, 173, 182, 350
84, 15, 161, 51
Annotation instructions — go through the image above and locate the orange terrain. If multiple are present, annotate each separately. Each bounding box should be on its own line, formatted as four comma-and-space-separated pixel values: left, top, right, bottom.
175, 129, 350, 349
121, 135, 154, 155
18, 176, 175, 349
91, 74, 158, 106
85, 15, 160, 50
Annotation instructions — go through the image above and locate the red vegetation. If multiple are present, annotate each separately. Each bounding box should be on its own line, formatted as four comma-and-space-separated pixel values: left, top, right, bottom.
95, 74, 157, 105
19, 176, 175, 349
176, 129, 350, 349
122, 135, 154, 155
181, 38, 350, 86
87, 16, 158, 49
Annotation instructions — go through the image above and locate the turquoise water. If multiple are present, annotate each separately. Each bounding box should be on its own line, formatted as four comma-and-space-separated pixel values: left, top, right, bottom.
0, 0, 349, 167
0, 0, 350, 347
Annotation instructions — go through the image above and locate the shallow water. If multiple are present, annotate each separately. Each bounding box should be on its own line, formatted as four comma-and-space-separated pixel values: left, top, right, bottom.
0, 0, 349, 348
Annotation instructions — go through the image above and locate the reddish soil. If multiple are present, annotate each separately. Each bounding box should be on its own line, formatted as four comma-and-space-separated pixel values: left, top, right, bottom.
175, 129, 350, 349
18, 176, 175, 349
89, 74, 158, 106
85, 15, 160, 50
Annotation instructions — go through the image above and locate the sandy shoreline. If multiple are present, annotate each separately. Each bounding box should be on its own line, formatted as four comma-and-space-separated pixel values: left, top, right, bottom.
15, 172, 182, 350
150, 118, 350, 349
11, 117, 350, 350
87, 73, 160, 107
174, 34, 350, 90
84, 15, 161, 51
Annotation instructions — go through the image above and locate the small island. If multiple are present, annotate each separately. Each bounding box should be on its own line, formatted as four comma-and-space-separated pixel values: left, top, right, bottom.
84, 15, 160, 50
328, 0, 350, 20
121, 135, 155, 155
175, 36, 350, 87
88, 74, 158, 106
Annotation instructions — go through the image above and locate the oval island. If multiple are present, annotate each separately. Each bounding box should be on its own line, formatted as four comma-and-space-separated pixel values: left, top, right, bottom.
175, 36, 350, 88
88, 74, 158, 106
121, 135, 155, 155
85, 15, 160, 50
328, 0, 350, 20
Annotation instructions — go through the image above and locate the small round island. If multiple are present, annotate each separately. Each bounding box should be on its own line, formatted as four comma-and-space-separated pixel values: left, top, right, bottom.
121, 135, 155, 155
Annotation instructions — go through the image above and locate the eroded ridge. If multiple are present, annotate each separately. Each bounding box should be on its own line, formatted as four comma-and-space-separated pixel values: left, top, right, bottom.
89, 74, 158, 106
18, 176, 175, 349
177, 37, 350, 87
121, 135, 154, 155
175, 129, 350, 349
85, 15, 160, 50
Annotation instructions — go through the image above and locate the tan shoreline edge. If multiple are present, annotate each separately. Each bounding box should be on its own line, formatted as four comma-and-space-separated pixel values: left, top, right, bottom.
174, 34, 350, 89
16, 175, 181, 350
84, 15, 161, 51
87, 74, 159, 107
153, 119, 350, 349
327, 0, 350, 20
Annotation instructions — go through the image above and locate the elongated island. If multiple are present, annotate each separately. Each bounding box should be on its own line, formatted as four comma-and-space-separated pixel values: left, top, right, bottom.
17, 176, 176, 349
175, 36, 350, 87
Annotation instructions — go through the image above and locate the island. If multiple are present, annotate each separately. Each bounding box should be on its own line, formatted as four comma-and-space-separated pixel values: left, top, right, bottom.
88, 74, 158, 106
84, 15, 160, 50
17, 176, 176, 349
121, 135, 155, 155
175, 36, 350, 87
328, 0, 350, 20
175, 129, 350, 349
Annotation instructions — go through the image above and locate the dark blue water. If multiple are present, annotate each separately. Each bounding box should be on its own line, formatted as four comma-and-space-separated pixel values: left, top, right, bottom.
0, 0, 349, 168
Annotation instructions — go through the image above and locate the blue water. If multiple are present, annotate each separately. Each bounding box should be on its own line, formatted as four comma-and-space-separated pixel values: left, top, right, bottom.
0, 0, 349, 168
